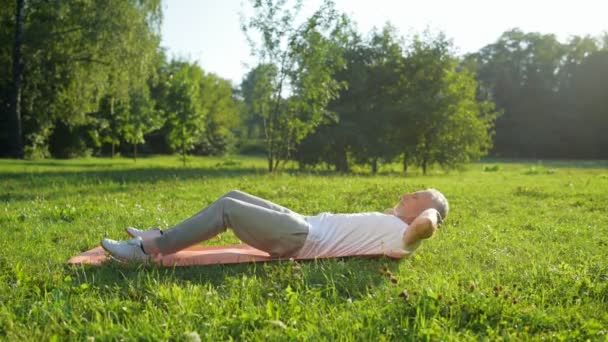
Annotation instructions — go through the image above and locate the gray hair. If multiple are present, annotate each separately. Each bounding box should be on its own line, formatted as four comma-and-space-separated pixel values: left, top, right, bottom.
426, 188, 449, 224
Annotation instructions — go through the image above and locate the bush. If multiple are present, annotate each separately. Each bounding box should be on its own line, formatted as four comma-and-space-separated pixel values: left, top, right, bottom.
483, 164, 501, 172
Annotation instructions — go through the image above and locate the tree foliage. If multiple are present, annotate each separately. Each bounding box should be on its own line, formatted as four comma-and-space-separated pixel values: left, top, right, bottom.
198, 73, 241, 156
163, 61, 207, 165
1, 1, 240, 162
468, 29, 608, 158
401, 35, 497, 174
0, 0, 163, 158
1, 1, 606, 168
241, 0, 345, 172
297, 27, 497, 174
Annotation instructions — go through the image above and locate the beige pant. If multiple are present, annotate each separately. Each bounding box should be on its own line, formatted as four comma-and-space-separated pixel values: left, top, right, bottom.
152, 190, 310, 257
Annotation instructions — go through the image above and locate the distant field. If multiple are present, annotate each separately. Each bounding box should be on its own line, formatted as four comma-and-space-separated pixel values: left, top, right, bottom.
0, 156, 607, 340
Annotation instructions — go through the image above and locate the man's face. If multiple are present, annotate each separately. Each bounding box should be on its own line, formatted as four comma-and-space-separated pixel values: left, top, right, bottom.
394, 190, 433, 218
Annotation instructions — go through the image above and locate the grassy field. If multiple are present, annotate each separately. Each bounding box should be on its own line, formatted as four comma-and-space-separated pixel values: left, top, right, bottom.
0, 156, 607, 340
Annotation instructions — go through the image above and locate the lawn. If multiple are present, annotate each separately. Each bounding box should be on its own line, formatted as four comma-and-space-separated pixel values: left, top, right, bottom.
0, 156, 607, 340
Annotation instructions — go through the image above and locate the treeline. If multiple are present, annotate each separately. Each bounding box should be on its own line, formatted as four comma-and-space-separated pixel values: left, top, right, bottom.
0, 0, 240, 163
466, 30, 608, 159
240, 10, 497, 173
1, 0, 607, 173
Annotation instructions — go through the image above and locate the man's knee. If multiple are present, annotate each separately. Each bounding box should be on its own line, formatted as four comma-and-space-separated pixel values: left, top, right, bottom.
218, 197, 247, 219
222, 189, 244, 199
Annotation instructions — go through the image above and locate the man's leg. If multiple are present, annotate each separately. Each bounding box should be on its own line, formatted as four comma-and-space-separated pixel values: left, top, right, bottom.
128, 190, 297, 238
216, 189, 296, 214
143, 197, 309, 257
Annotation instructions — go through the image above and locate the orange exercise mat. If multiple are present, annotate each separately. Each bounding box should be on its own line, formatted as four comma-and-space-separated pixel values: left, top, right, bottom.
68, 243, 393, 266
68, 244, 277, 266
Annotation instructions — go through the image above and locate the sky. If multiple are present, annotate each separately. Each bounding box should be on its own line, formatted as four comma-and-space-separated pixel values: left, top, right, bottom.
160, 0, 607, 85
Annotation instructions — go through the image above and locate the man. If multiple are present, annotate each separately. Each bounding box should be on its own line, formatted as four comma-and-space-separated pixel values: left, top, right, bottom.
102, 188, 448, 262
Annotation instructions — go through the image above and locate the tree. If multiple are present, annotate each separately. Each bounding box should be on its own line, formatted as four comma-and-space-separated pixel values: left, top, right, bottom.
555, 36, 601, 157
397, 34, 452, 173
295, 23, 363, 172
472, 30, 564, 157
95, 95, 125, 158
197, 74, 240, 155
402, 35, 497, 174
571, 50, 608, 158
303, 24, 406, 174
164, 61, 207, 166
241, 0, 345, 172
7, 0, 24, 158
349, 25, 405, 173
0, 1, 12, 156
240, 63, 279, 156
297, 25, 497, 174
420, 67, 497, 172
469, 29, 608, 158
122, 85, 164, 161
0, 0, 162, 158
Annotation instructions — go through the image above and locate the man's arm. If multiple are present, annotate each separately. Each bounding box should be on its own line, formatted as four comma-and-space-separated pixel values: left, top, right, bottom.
403, 208, 439, 247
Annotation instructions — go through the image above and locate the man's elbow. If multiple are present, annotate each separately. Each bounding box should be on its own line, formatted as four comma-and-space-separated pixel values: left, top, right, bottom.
412, 215, 437, 239
420, 218, 436, 239
421, 209, 440, 228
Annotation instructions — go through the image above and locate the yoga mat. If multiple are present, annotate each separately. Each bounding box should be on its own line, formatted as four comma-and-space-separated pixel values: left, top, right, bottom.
68, 243, 393, 266
68, 244, 274, 266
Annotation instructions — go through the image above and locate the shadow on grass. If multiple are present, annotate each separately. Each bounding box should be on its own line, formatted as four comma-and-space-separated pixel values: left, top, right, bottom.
0, 165, 418, 186
480, 157, 608, 168
0, 165, 430, 207
0, 159, 132, 168
0, 167, 267, 183
67, 255, 398, 300
0, 192, 35, 202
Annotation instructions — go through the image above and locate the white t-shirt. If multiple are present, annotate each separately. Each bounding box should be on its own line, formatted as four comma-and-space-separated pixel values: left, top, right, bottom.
294, 212, 421, 259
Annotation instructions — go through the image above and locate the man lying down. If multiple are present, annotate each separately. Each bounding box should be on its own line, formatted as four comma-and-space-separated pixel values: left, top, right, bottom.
101, 188, 449, 262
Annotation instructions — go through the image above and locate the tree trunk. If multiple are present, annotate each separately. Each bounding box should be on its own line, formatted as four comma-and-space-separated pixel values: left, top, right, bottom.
181, 126, 186, 166
265, 124, 273, 172
402, 154, 408, 173
182, 143, 186, 167
335, 148, 349, 173
110, 97, 115, 158
262, 115, 273, 173
8, 0, 26, 159
422, 159, 427, 175
267, 153, 273, 172
133, 143, 137, 162
371, 158, 378, 174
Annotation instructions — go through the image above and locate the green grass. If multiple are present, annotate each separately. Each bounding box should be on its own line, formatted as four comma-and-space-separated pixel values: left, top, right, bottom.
1, 156, 607, 340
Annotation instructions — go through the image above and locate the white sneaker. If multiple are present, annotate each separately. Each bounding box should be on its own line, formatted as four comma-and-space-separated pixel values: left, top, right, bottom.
101, 236, 151, 263
125, 226, 163, 239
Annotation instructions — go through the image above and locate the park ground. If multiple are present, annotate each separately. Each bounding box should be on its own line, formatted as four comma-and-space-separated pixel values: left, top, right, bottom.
0, 156, 607, 340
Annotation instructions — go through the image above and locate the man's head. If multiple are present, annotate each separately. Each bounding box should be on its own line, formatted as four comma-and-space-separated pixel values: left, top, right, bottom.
393, 188, 449, 223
